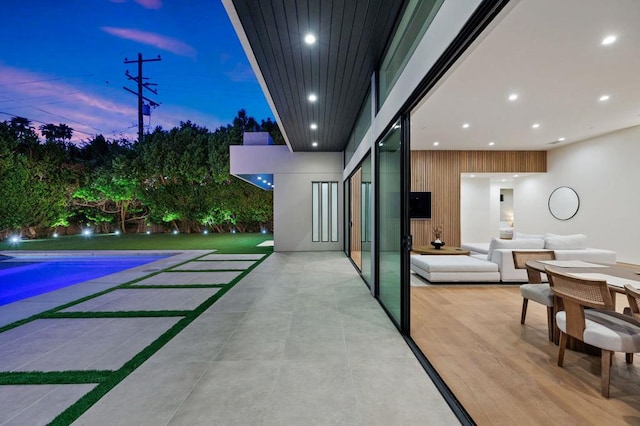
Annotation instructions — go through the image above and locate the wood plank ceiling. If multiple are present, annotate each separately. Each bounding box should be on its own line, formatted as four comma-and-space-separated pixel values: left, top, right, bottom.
231, 0, 405, 152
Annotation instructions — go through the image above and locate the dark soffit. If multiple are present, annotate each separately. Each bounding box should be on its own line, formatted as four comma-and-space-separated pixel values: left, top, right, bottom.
231, 0, 406, 152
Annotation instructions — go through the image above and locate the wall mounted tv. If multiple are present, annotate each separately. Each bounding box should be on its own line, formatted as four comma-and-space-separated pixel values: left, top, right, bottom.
409, 192, 431, 219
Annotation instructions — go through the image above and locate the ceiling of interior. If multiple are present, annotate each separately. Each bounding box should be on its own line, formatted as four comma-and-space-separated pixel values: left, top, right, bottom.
230, 0, 405, 152
411, 0, 640, 151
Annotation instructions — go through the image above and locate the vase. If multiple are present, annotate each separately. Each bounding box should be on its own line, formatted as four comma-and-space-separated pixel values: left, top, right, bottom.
431, 240, 445, 249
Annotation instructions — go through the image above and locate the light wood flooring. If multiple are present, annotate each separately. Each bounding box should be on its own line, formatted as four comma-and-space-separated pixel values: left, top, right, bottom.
411, 285, 640, 425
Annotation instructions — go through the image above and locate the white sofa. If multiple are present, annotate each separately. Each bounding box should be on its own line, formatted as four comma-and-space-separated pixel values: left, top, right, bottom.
461, 233, 616, 282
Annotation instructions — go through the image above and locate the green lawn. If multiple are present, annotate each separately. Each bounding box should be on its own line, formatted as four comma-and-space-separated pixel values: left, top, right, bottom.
0, 232, 273, 254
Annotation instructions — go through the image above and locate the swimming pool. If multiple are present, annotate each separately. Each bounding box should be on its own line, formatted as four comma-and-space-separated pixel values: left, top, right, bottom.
0, 254, 170, 306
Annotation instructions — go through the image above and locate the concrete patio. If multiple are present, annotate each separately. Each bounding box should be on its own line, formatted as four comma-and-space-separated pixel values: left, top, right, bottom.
0, 251, 457, 425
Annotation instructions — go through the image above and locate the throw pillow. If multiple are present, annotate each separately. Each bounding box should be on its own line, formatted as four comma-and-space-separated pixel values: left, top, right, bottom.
544, 234, 587, 250
514, 231, 545, 240
487, 237, 546, 261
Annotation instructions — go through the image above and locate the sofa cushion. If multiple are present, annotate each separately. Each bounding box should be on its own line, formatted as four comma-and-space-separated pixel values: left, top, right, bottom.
514, 231, 545, 240
544, 233, 587, 250
487, 237, 545, 262
411, 255, 498, 272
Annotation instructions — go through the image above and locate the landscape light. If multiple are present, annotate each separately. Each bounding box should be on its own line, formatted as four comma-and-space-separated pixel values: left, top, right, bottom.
203, 230, 208, 234
231, 229, 237, 234
146, 230, 151, 235
172, 229, 179, 235
114, 230, 121, 235
261, 229, 267, 234
10, 236, 20, 243
82, 229, 92, 236
53, 233, 59, 238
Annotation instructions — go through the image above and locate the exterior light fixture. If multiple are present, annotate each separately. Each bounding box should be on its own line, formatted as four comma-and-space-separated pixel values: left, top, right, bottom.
310, 123, 318, 130
53, 233, 59, 238
172, 229, 179, 235
304, 33, 316, 45
203, 230, 208, 234
10, 236, 20, 243
308, 94, 317, 102
82, 229, 91, 236
114, 230, 121, 235
312, 142, 318, 147
146, 230, 151, 235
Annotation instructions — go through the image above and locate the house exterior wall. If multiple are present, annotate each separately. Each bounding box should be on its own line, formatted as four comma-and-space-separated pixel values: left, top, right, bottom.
230, 145, 343, 251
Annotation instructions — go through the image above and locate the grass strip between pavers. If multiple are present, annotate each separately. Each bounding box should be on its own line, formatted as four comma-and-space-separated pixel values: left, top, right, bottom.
0, 370, 112, 385
41, 311, 191, 319
48, 252, 271, 426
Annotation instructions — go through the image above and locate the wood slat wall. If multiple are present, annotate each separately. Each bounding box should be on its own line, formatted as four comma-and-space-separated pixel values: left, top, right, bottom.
411, 150, 547, 247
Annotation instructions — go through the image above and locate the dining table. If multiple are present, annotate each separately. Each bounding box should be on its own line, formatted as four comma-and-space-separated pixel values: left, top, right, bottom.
525, 259, 640, 352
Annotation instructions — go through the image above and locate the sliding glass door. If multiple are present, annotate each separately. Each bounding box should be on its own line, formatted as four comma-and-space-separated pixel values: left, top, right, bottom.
376, 120, 409, 327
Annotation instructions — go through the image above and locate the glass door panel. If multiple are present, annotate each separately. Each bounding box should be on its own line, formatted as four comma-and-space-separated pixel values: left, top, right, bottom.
377, 122, 403, 323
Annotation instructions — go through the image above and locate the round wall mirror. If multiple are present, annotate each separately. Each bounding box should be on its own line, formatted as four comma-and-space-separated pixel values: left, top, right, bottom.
548, 186, 580, 220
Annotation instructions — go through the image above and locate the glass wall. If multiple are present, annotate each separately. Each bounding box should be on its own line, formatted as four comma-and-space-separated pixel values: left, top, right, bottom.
344, 90, 372, 166
360, 153, 372, 285
376, 122, 403, 323
378, 0, 444, 107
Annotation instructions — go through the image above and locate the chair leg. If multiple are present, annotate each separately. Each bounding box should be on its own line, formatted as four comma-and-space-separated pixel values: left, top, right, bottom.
521, 298, 529, 324
546, 306, 555, 342
601, 350, 612, 398
558, 331, 567, 367
626, 353, 634, 364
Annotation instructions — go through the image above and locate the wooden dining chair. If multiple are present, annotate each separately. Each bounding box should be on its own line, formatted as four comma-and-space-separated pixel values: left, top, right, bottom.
624, 285, 640, 321
512, 250, 556, 341
547, 268, 640, 397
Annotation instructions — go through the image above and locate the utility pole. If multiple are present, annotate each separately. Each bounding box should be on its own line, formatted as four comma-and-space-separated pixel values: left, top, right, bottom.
123, 53, 161, 143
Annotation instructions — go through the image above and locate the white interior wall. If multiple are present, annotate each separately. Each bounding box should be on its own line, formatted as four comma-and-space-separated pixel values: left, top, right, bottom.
500, 189, 514, 223
514, 125, 640, 264
461, 177, 493, 242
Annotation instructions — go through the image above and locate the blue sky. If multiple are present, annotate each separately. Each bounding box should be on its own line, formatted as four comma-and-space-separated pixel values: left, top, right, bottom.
0, 0, 272, 143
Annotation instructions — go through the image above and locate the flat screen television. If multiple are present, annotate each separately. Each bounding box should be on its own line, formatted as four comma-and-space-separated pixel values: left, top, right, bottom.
409, 192, 431, 219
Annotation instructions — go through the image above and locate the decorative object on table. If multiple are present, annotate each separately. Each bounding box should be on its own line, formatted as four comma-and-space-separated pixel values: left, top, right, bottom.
431, 224, 445, 249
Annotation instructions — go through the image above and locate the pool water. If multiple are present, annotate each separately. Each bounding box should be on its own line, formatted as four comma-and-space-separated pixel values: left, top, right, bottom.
0, 255, 169, 306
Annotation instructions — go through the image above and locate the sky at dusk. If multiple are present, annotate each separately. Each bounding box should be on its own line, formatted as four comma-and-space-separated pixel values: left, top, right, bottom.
0, 0, 273, 143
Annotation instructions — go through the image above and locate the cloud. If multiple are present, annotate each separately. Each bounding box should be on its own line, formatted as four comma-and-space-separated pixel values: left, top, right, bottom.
224, 62, 257, 83
0, 65, 229, 144
101, 27, 196, 58
109, 0, 162, 9
135, 0, 162, 9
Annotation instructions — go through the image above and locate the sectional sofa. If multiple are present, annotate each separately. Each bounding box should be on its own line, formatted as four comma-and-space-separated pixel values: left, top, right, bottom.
411, 233, 616, 283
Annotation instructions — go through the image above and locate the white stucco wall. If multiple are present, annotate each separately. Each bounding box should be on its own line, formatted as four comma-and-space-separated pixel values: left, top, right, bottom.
230, 145, 343, 252
514, 125, 640, 264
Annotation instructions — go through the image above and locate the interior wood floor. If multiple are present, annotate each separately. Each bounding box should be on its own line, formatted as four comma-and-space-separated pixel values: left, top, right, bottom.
411, 285, 640, 425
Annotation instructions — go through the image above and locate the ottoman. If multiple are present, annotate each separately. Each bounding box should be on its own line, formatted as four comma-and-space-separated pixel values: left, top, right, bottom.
411, 254, 500, 283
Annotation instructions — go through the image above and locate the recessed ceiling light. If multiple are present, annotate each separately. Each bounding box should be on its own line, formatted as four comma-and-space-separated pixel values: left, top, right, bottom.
433, 141, 439, 146
558, 137, 566, 142
462, 123, 470, 129
308, 93, 317, 102
470, 175, 475, 178
257, 177, 262, 180
532, 123, 540, 129
310, 123, 318, 130
501, 179, 506, 182
508, 93, 518, 101
312, 142, 318, 147
304, 33, 316, 45
599, 95, 610, 101
601, 35, 617, 45
513, 174, 519, 178
488, 141, 495, 146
